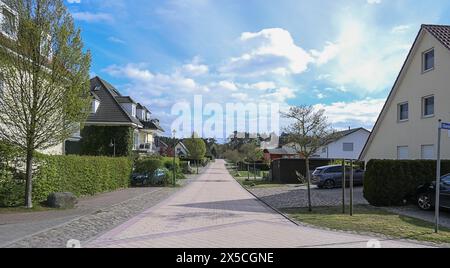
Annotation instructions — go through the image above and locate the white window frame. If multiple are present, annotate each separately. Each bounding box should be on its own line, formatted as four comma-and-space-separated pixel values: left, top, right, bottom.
422, 48, 435, 73
398, 102, 409, 122
1, 3, 18, 40
421, 144, 435, 160
397, 146, 409, 160
343, 143, 354, 152
422, 95, 435, 118
91, 99, 100, 114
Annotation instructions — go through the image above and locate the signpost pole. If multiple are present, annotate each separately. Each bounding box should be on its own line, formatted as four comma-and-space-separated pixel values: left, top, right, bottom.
436, 120, 443, 233
342, 159, 346, 214
350, 160, 354, 217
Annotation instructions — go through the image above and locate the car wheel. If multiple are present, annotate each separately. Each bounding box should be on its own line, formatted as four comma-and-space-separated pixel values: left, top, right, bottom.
323, 180, 335, 189
417, 193, 433, 211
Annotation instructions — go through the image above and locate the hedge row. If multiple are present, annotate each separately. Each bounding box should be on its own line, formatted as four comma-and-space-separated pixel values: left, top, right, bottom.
134, 156, 185, 180
0, 155, 132, 207
364, 160, 450, 207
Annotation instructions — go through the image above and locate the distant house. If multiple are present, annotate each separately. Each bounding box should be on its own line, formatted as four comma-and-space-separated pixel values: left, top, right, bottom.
314, 128, 371, 160
264, 128, 370, 161
263, 147, 299, 161
73, 77, 164, 156
361, 25, 450, 162
175, 141, 190, 158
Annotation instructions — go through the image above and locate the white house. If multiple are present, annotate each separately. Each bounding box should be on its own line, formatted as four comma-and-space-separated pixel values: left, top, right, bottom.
312, 128, 371, 160
175, 141, 190, 158
360, 24, 450, 162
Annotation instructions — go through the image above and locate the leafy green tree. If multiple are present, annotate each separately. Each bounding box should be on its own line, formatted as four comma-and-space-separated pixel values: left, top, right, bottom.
183, 136, 207, 174
0, 0, 91, 208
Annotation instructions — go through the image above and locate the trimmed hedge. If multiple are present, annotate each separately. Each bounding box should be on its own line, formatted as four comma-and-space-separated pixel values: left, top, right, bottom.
364, 160, 450, 207
0, 155, 132, 206
80, 126, 134, 157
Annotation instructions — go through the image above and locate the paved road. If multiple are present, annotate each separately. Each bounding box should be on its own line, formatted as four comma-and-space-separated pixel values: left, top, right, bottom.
88, 160, 427, 248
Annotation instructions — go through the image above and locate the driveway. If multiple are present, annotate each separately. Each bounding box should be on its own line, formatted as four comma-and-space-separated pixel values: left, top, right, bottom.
87, 160, 428, 248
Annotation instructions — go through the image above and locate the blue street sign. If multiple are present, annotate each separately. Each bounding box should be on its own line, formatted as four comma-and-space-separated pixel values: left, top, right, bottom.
441, 122, 450, 130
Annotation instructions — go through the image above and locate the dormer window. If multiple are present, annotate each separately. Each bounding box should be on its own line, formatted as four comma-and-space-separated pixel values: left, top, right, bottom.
1, 6, 18, 39
423, 49, 434, 73
132, 104, 136, 117
146, 112, 151, 122
91, 99, 100, 113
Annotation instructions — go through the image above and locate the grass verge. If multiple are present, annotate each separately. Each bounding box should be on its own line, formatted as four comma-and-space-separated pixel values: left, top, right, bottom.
283, 205, 450, 244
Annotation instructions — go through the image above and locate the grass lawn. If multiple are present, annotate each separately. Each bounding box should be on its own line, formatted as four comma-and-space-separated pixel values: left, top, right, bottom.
234, 177, 285, 189
283, 205, 450, 245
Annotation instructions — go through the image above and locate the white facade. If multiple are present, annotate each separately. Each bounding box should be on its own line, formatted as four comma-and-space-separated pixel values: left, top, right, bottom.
314, 129, 371, 160
361, 25, 450, 162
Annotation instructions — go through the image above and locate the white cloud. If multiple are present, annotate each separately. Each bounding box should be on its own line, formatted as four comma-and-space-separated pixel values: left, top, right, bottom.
314, 98, 385, 129
211, 80, 238, 91
391, 24, 411, 34
67, 0, 81, 3
108, 37, 126, 44
320, 18, 410, 94
72, 12, 113, 23
220, 28, 314, 76
103, 63, 209, 97
367, 0, 382, 4
310, 42, 340, 65
261, 87, 297, 103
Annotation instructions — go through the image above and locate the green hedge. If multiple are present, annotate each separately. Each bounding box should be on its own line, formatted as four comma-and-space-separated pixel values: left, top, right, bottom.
135, 156, 185, 179
364, 160, 450, 206
0, 155, 132, 206
80, 126, 134, 157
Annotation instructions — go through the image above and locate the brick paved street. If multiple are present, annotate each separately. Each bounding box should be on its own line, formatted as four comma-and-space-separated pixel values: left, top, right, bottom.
88, 160, 428, 248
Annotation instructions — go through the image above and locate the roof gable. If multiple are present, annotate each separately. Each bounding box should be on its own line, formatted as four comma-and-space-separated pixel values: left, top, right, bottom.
360, 24, 450, 160
86, 77, 142, 127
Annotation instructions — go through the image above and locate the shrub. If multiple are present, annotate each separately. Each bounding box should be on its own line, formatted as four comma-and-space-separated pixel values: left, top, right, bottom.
0, 169, 24, 207
135, 158, 163, 174
180, 161, 194, 174
364, 160, 450, 207
31, 155, 132, 204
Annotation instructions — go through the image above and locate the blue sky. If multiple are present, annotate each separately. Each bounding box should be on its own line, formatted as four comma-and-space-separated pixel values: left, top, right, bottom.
66, 0, 450, 136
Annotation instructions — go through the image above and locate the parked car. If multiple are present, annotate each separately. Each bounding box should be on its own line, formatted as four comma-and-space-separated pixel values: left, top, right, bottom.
131, 168, 168, 186
312, 165, 365, 189
416, 174, 450, 211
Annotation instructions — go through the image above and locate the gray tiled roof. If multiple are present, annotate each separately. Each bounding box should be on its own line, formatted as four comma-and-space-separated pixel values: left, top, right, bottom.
116, 96, 137, 104
86, 77, 143, 127
423, 24, 450, 50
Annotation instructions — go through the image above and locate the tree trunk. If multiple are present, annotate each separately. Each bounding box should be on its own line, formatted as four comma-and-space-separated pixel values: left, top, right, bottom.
25, 149, 34, 209
253, 162, 256, 180
305, 158, 312, 212
196, 160, 199, 174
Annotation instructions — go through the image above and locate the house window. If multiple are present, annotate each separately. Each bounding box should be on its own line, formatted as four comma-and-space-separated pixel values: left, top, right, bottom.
421, 145, 435, 160
322, 147, 327, 153
91, 100, 100, 113
397, 146, 409, 160
423, 49, 435, 72
422, 96, 434, 117
398, 102, 409, 121
2, 7, 17, 37
131, 104, 136, 117
343, 143, 354, 152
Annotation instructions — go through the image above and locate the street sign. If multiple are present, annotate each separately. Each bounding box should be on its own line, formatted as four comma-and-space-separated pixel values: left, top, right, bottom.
441, 122, 450, 130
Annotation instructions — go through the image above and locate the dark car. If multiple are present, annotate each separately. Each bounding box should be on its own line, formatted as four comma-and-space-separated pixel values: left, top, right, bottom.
312, 165, 365, 189
131, 168, 168, 186
416, 174, 450, 211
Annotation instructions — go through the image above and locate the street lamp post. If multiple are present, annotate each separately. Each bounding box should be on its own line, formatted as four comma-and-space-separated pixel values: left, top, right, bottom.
172, 130, 177, 187
109, 139, 116, 157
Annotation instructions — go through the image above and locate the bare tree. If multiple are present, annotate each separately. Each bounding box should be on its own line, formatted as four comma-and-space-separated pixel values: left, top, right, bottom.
282, 105, 334, 212
0, 0, 91, 208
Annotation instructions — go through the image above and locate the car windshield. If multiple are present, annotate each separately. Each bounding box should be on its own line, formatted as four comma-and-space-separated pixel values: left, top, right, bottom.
442, 174, 450, 185
313, 168, 324, 174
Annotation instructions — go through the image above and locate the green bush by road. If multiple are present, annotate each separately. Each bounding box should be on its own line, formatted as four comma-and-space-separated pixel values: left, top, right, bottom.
364, 160, 450, 206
